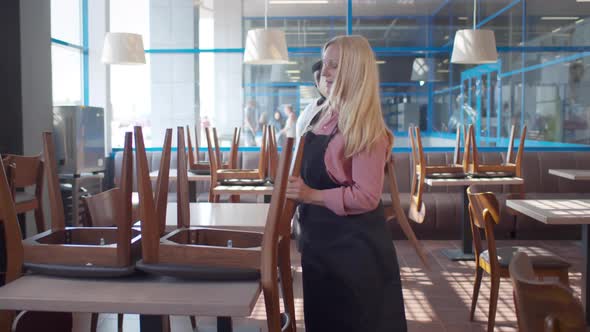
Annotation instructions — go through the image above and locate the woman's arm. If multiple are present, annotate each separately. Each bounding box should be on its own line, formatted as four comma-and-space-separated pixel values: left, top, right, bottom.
286, 136, 389, 216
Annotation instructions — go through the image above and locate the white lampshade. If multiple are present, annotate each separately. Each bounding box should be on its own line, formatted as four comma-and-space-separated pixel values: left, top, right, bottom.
451, 29, 498, 64
101, 32, 146, 65
411, 58, 443, 82
244, 28, 289, 65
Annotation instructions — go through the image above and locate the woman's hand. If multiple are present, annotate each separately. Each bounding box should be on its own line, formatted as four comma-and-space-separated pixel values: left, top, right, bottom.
286, 176, 323, 205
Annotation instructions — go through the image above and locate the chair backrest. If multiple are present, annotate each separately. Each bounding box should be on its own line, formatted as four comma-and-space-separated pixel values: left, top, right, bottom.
1, 154, 43, 191
134, 126, 161, 264
83, 132, 134, 229
268, 125, 279, 182
0, 156, 23, 331
186, 125, 200, 167
467, 186, 501, 271
507, 125, 527, 174
229, 127, 241, 169
408, 126, 425, 171
177, 126, 190, 229
205, 127, 219, 185
260, 136, 298, 332
258, 125, 269, 175
43, 132, 66, 231
509, 252, 585, 332
468, 124, 527, 175
154, 129, 173, 235
212, 128, 224, 169
0, 157, 24, 285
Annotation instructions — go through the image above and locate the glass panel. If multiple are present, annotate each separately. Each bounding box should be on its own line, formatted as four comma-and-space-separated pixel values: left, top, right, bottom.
51, 0, 81, 44
51, 44, 82, 105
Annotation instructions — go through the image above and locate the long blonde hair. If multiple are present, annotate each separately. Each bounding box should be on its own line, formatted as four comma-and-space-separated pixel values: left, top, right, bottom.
323, 35, 393, 158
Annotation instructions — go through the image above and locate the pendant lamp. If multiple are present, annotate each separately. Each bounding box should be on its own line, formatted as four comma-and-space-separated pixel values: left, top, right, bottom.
411, 58, 443, 82
244, 1, 289, 64
451, 0, 498, 64
101, 32, 146, 65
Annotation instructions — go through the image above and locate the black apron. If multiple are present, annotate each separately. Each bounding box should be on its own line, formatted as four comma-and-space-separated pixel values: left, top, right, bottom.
299, 129, 408, 332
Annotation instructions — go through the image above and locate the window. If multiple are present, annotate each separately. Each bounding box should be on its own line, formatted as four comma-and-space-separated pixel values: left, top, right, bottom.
50, 0, 84, 105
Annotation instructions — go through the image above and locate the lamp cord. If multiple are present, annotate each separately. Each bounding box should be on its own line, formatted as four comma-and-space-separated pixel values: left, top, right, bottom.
265, 0, 268, 29
473, 0, 477, 30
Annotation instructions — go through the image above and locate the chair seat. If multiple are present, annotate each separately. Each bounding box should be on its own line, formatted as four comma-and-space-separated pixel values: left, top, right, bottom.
218, 169, 259, 175
15, 192, 35, 204
480, 246, 571, 269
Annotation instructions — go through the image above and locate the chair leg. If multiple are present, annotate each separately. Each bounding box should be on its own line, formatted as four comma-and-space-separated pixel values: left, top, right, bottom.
90, 313, 98, 332
34, 207, 45, 233
262, 284, 282, 332
278, 239, 296, 332
487, 275, 500, 332
213, 195, 220, 203
190, 316, 197, 330
470, 267, 483, 321
117, 313, 124, 332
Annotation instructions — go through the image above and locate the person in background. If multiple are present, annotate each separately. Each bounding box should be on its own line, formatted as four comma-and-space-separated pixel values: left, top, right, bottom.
295, 60, 327, 140
286, 35, 407, 332
278, 104, 297, 146
243, 99, 258, 146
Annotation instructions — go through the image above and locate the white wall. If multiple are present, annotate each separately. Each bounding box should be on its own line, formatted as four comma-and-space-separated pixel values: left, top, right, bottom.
20, 0, 53, 156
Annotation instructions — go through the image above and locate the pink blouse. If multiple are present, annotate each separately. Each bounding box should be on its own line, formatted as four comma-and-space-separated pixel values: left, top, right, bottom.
311, 110, 389, 216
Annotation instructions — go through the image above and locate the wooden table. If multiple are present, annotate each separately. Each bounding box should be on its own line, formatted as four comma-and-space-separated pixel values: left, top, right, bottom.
213, 185, 274, 203
425, 176, 524, 261
0, 274, 260, 332
507, 199, 590, 325
549, 169, 590, 181
150, 170, 210, 202
165, 203, 269, 231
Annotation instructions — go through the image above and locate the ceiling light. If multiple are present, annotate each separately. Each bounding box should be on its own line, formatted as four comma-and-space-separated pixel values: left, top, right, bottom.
552, 27, 562, 33
411, 58, 444, 81
458, 17, 468, 20
540, 16, 580, 20
287, 70, 300, 73
243, 1, 289, 64
451, 0, 498, 64
576, 19, 585, 24
376, 60, 386, 64
101, 33, 146, 65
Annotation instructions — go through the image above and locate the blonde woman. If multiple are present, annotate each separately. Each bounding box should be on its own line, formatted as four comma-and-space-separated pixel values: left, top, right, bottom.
286, 35, 407, 331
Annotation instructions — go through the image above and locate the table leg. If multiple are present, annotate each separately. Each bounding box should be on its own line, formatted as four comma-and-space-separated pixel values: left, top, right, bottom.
189, 181, 197, 203
441, 185, 475, 261
139, 315, 167, 332
218, 317, 233, 332
583, 224, 590, 325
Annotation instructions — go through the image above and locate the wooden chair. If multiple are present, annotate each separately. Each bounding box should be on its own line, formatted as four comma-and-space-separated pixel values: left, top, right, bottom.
464, 124, 527, 177
208, 126, 269, 183
384, 157, 429, 268
134, 125, 299, 332
19, 132, 140, 277
267, 125, 279, 183
0, 156, 25, 332
186, 125, 211, 175
509, 252, 584, 332
467, 186, 571, 332
206, 127, 270, 203
1, 154, 45, 233
408, 125, 466, 223
0, 157, 75, 332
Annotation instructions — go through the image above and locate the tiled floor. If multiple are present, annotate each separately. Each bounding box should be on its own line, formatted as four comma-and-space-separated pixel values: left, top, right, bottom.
87, 240, 585, 332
